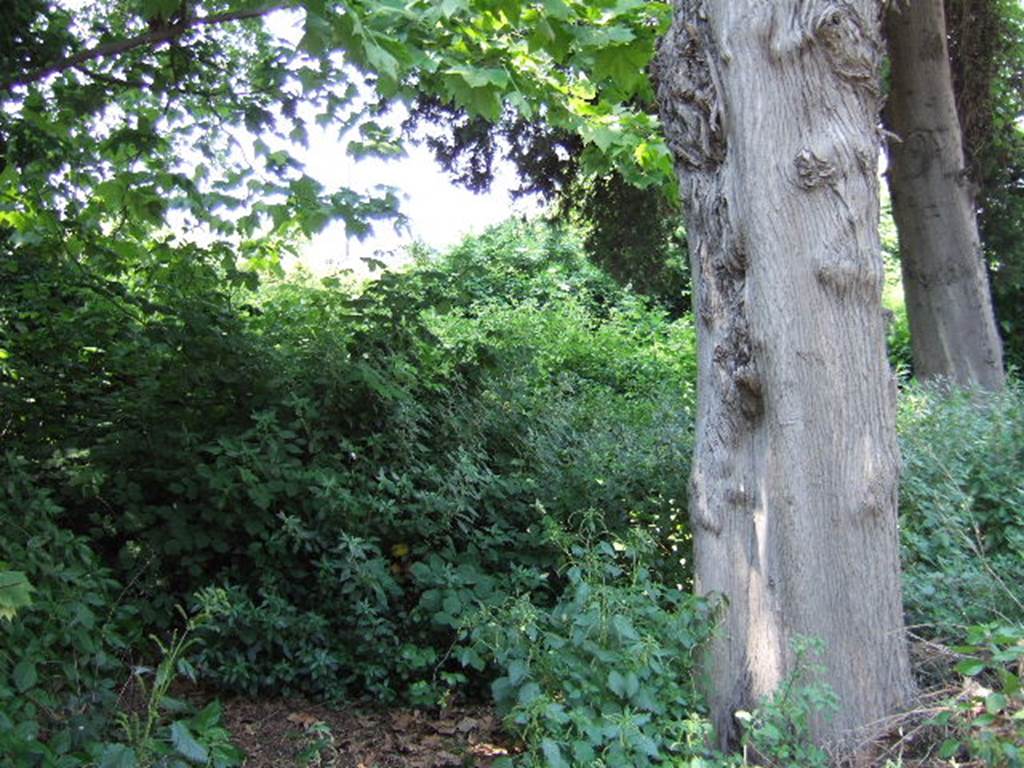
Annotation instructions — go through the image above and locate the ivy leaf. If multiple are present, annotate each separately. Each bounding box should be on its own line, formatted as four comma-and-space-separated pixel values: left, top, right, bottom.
170, 721, 209, 764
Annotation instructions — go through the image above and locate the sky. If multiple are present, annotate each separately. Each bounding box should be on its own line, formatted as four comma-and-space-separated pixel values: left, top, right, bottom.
260, 11, 544, 276
290, 125, 543, 275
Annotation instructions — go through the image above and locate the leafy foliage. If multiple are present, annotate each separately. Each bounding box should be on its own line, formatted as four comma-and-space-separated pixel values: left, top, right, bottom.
931, 623, 1024, 767
735, 638, 838, 768
898, 383, 1024, 634
98, 611, 244, 768
3, 218, 698, 712
466, 524, 721, 768
0, 455, 135, 766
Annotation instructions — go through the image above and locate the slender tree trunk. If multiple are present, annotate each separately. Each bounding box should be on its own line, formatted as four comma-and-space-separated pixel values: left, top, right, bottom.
884, 0, 1005, 390
655, 0, 914, 750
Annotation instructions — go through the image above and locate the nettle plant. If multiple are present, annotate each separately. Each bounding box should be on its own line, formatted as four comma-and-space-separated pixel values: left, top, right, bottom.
463, 524, 720, 768
930, 623, 1024, 766
734, 638, 838, 768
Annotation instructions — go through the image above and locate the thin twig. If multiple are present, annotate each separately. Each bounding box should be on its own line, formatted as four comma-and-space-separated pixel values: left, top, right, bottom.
2, 3, 292, 91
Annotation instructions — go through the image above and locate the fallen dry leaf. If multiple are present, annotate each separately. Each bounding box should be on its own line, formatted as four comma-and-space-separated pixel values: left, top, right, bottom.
285, 711, 322, 729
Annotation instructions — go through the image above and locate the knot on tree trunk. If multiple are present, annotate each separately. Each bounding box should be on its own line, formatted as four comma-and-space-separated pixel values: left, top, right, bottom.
813, 1, 882, 101
795, 148, 839, 190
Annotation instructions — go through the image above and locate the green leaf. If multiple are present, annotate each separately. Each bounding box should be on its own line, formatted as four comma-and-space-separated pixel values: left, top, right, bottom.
99, 744, 138, 768
517, 681, 541, 706
507, 659, 528, 685
541, 738, 568, 768
445, 66, 509, 89
985, 692, 1008, 714
440, 0, 467, 17
608, 669, 626, 697
0, 569, 34, 620
592, 42, 650, 93
12, 660, 38, 692
938, 739, 960, 759
170, 721, 209, 764
973, 712, 997, 727
542, 0, 572, 20
623, 671, 640, 698
573, 740, 596, 763
956, 659, 987, 677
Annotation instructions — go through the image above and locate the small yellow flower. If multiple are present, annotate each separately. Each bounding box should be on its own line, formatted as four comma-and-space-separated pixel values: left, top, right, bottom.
391, 543, 410, 558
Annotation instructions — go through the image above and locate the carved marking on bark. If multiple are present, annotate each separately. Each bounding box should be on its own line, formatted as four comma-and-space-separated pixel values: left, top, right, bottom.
901, 130, 940, 178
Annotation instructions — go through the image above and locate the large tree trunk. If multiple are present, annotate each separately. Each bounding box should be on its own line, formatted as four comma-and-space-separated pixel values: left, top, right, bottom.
884, 0, 1005, 390
655, 0, 914, 750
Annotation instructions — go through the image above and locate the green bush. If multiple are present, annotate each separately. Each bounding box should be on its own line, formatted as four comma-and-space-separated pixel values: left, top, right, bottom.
52, 219, 692, 703
898, 383, 1024, 635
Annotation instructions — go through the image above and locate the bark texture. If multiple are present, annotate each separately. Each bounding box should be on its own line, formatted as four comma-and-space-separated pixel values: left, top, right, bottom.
654, 0, 914, 749
884, 0, 1005, 390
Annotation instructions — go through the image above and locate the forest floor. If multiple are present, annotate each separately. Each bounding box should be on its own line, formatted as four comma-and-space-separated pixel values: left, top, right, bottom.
220, 699, 516, 768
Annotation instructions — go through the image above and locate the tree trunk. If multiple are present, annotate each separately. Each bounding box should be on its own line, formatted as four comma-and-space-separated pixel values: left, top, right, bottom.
655, 0, 914, 750
884, 0, 1005, 390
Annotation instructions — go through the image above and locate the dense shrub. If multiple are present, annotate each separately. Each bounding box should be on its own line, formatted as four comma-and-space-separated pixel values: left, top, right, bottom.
2, 219, 699, 705
0, 454, 134, 766
183, 222, 699, 701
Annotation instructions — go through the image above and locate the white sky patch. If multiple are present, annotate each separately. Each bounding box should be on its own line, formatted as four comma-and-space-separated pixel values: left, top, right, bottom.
259, 9, 544, 276
293, 126, 544, 275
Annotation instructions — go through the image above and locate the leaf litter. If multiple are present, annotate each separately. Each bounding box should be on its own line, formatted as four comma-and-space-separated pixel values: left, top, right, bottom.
220, 698, 517, 767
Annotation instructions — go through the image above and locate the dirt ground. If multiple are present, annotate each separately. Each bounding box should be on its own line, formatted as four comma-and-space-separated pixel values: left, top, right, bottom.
221, 699, 517, 768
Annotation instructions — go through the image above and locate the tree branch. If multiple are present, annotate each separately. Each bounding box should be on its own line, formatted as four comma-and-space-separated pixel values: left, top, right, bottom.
2, 3, 292, 92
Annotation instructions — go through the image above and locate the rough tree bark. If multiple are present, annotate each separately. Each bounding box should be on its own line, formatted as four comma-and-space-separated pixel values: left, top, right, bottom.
654, 0, 915, 750
884, 0, 1005, 390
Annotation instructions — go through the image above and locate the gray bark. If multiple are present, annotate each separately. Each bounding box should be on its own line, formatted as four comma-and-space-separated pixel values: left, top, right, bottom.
655, 0, 914, 750
884, 0, 1005, 390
